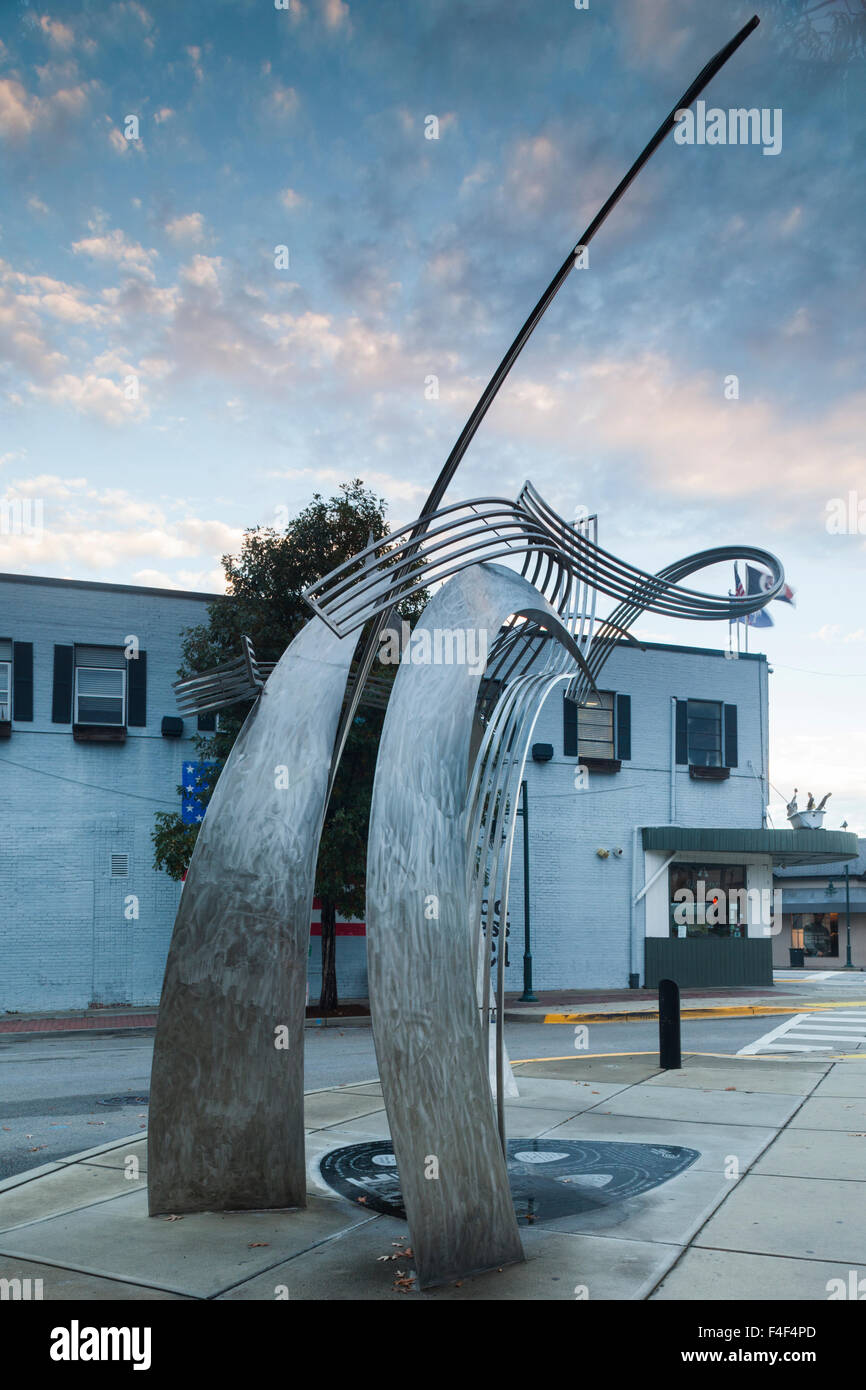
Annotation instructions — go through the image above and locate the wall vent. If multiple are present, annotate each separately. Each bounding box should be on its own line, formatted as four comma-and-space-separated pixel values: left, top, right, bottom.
109, 852, 130, 877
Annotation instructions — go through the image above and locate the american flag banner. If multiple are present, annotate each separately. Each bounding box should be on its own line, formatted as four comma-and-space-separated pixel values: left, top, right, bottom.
181, 761, 218, 825
733, 562, 774, 627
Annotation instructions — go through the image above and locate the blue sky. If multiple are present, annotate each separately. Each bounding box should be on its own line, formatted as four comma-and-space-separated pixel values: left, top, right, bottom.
1, 0, 865, 830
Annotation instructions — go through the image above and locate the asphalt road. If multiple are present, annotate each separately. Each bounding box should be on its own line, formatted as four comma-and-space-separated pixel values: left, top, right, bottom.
0, 1012, 814, 1181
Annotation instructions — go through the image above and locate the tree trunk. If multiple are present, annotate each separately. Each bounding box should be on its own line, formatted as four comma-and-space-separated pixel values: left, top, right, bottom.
319, 896, 338, 1012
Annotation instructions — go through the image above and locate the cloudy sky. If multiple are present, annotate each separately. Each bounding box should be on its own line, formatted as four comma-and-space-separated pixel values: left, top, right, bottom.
1, 0, 864, 830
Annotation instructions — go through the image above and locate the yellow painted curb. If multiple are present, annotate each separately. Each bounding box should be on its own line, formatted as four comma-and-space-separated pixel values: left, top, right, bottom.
541, 1000, 866, 1025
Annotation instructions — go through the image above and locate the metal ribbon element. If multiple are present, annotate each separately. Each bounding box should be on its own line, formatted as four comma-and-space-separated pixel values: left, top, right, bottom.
366, 563, 586, 1288
321, 16, 762, 784
148, 615, 357, 1214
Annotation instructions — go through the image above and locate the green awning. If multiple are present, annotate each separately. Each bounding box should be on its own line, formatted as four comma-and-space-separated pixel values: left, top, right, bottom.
641, 826, 860, 866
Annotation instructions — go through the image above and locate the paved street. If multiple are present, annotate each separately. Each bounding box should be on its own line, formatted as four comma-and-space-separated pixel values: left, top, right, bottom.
0, 1011, 853, 1180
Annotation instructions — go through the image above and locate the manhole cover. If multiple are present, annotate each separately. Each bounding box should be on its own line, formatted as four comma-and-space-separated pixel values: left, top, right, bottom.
318, 1138, 699, 1223
96, 1095, 149, 1106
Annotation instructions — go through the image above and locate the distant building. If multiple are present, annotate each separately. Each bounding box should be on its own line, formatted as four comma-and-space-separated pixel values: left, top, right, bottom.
774, 841, 866, 970
0, 573, 217, 1012
500, 640, 858, 991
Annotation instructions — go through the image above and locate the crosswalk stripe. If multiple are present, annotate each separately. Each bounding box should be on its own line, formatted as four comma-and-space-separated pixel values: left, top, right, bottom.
739, 1009, 866, 1055
784, 1033, 866, 1042
795, 1024, 866, 1032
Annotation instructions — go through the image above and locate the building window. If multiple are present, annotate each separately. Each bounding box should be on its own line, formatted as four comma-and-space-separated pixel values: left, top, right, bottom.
0, 639, 11, 721
686, 699, 722, 767
74, 646, 127, 726
669, 862, 747, 938
564, 689, 629, 764
578, 690, 615, 760
800, 914, 838, 959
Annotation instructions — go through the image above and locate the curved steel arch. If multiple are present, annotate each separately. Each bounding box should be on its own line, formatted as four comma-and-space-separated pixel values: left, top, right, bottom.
366, 563, 588, 1288
148, 614, 358, 1214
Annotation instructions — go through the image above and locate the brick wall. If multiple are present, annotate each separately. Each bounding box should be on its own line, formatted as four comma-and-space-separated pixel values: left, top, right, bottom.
0, 576, 215, 1012
501, 642, 769, 991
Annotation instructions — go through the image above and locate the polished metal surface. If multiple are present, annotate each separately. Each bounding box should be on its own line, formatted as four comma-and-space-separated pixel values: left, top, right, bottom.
173, 634, 275, 717
148, 614, 357, 1214
366, 562, 584, 1288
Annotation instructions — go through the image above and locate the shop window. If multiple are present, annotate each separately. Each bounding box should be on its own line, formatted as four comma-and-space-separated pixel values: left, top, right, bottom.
802, 914, 839, 959
669, 862, 748, 938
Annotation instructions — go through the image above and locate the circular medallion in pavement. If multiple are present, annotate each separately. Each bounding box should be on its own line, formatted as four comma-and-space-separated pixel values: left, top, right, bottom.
318, 1138, 699, 1223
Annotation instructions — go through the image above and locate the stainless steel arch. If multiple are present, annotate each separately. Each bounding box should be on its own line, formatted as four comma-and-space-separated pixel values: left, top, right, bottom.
148, 615, 358, 1214
366, 562, 587, 1288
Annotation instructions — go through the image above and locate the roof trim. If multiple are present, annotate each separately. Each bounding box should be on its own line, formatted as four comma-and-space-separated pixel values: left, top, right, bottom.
0, 572, 225, 602
642, 826, 860, 865
616, 638, 765, 662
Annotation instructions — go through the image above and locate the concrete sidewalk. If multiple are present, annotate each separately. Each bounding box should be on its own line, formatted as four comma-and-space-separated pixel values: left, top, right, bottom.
0, 1004, 371, 1037
0, 1052, 863, 1300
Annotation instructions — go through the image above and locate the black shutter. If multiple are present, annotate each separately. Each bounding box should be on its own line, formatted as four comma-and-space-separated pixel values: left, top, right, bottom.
615, 693, 631, 761
675, 699, 688, 765
52, 645, 73, 723
12, 642, 33, 721
127, 650, 147, 727
197, 712, 216, 732
724, 704, 738, 768
563, 693, 578, 757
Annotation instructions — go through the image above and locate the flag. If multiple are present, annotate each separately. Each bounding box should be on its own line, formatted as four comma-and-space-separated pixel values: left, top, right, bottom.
746, 563, 795, 606
181, 760, 217, 825
733, 563, 773, 627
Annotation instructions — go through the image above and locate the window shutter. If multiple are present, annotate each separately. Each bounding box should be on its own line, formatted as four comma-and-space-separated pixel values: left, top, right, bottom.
12, 642, 33, 721
52, 645, 74, 723
563, 693, 578, 757
615, 693, 631, 761
675, 699, 688, 765
127, 650, 147, 727
723, 704, 738, 768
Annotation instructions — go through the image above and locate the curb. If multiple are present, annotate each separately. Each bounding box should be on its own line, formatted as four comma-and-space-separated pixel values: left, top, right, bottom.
0, 1015, 372, 1039
304, 1015, 371, 1028
506, 999, 866, 1025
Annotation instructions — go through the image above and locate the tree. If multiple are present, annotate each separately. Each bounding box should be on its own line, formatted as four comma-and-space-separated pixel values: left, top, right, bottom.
152, 479, 425, 1011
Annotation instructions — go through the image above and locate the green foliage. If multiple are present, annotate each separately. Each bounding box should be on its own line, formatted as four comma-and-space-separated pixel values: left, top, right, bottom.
151, 480, 427, 1002
152, 811, 199, 883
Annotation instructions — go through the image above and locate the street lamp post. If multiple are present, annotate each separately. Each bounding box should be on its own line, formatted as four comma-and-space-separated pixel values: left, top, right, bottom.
844, 862, 854, 969
516, 779, 537, 1002
838, 821, 856, 970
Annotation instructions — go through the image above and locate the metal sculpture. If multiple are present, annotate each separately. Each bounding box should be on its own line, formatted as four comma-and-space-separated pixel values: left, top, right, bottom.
149, 15, 781, 1288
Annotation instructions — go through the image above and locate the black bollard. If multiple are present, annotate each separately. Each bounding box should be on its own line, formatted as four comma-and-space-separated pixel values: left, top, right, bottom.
659, 978, 682, 1070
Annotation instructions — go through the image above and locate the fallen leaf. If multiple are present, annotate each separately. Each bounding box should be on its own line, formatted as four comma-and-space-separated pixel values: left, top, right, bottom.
724, 1087, 737, 1092
249, 1242, 269, 1248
